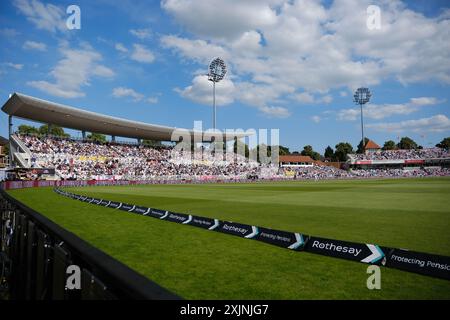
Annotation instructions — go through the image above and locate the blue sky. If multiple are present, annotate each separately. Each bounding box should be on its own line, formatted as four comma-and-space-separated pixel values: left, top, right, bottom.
0, 0, 449, 153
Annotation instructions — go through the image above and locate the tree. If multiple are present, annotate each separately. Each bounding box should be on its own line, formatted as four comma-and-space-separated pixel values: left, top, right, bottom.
233, 138, 249, 158
311, 151, 321, 161
252, 144, 270, 162
18, 124, 39, 135
39, 124, 69, 137
301, 145, 313, 156
436, 137, 450, 150
278, 145, 290, 156
382, 140, 397, 150
356, 137, 370, 154
142, 139, 162, 147
300, 145, 321, 160
397, 137, 418, 150
87, 132, 106, 143
324, 146, 334, 159
334, 142, 353, 162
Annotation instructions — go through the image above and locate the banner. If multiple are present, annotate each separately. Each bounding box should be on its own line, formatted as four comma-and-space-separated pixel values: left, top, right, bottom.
305, 236, 385, 264
256, 227, 305, 250
107, 201, 121, 209
29, 168, 56, 175
2, 177, 289, 191
382, 248, 450, 280
217, 221, 258, 239
148, 208, 169, 219
119, 203, 135, 212
132, 206, 151, 215
99, 200, 110, 206
164, 212, 192, 224
84, 197, 94, 203
186, 216, 219, 230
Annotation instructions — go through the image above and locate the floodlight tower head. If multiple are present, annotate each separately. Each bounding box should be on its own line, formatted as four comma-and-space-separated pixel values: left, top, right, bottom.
353, 87, 371, 105
208, 57, 227, 83
353, 87, 372, 154
208, 57, 227, 130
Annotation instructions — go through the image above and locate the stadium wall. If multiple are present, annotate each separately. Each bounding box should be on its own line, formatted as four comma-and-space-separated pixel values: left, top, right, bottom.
0, 188, 181, 300
0, 177, 292, 191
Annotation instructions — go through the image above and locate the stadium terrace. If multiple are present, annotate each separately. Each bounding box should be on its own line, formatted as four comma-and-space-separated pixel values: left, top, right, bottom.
0, 93, 449, 182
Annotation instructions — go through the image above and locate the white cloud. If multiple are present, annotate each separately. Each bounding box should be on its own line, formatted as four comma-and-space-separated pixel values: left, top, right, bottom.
27, 81, 82, 99
112, 87, 159, 104
115, 43, 128, 53
4, 62, 24, 70
327, 0, 450, 84
13, 0, 66, 33
409, 97, 441, 106
23, 40, 47, 51
367, 115, 450, 133
161, 35, 229, 64
161, 0, 450, 117
92, 65, 115, 78
161, 0, 281, 40
130, 44, 155, 63
129, 28, 152, 39
293, 92, 332, 104
231, 31, 262, 56
337, 97, 443, 121
175, 74, 292, 118
175, 74, 235, 106
294, 92, 315, 104
112, 87, 144, 101
236, 81, 293, 109
311, 115, 321, 123
28, 43, 114, 98
146, 96, 159, 104
321, 95, 333, 104
259, 106, 291, 118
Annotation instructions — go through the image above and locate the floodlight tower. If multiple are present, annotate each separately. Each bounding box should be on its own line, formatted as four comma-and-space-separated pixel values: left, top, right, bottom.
353, 87, 372, 154
208, 57, 227, 130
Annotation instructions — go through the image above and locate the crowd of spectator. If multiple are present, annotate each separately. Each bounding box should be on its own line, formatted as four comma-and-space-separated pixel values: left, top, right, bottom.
19, 135, 450, 181
280, 165, 353, 179
21, 135, 259, 180
280, 165, 450, 180
350, 167, 450, 178
350, 148, 450, 161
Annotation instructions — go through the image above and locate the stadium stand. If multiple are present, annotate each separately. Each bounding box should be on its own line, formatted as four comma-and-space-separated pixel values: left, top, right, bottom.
1, 94, 449, 182
279, 155, 315, 167
19, 134, 259, 181
350, 148, 450, 161
15, 134, 450, 181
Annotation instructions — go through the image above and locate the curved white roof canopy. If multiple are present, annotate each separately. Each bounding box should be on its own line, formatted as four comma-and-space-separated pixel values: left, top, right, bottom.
1, 93, 250, 142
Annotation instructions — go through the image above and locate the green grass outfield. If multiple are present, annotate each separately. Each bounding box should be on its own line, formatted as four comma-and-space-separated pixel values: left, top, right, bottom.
7, 177, 450, 299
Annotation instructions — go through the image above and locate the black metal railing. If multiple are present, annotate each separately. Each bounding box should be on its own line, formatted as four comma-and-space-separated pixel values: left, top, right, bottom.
0, 189, 181, 300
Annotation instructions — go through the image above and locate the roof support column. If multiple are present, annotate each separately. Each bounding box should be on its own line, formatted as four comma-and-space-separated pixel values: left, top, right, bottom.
8, 115, 12, 138
111, 135, 116, 143
82, 130, 86, 140
8, 115, 13, 167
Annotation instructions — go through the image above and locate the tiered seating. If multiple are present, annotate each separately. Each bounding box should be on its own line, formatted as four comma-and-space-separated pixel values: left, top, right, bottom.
18, 135, 450, 181
351, 148, 450, 161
